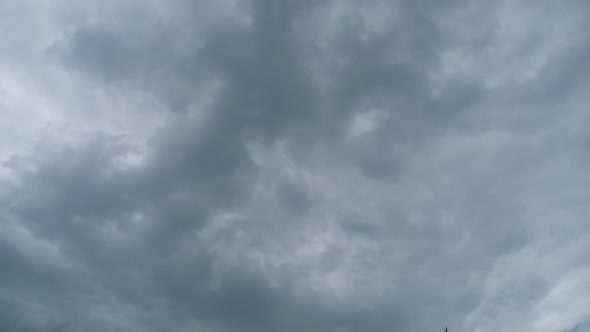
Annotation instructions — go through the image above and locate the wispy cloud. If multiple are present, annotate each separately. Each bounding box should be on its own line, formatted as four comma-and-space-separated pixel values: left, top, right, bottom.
1, 1, 590, 331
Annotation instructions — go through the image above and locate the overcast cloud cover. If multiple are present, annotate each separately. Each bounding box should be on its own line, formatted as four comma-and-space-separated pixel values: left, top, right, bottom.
1, 1, 590, 331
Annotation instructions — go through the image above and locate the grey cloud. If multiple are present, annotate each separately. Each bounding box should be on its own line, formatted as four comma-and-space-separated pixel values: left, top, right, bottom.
1, 1, 590, 332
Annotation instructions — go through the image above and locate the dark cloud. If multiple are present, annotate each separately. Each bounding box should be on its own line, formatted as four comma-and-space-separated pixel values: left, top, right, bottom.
1, 0, 590, 331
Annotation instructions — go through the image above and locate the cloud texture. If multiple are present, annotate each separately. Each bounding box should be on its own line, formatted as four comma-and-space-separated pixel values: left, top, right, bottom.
1, 1, 590, 331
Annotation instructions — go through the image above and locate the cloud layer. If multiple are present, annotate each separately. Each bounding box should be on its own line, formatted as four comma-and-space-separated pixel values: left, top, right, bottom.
1, 1, 590, 331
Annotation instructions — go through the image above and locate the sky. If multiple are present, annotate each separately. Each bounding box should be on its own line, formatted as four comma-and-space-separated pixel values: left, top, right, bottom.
1, 1, 590, 331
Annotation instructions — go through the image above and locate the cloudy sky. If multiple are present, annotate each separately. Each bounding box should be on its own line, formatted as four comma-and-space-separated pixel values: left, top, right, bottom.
1, 1, 590, 331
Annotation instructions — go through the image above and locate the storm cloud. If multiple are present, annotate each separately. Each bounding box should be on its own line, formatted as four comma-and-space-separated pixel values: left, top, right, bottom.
1, 1, 590, 331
